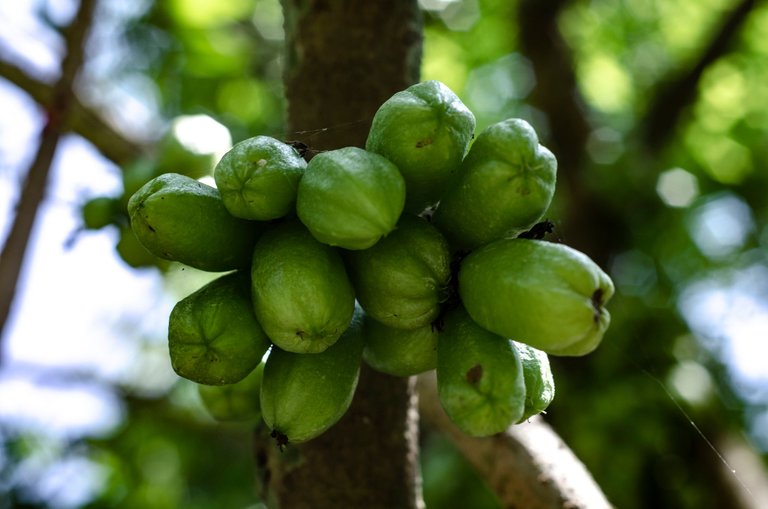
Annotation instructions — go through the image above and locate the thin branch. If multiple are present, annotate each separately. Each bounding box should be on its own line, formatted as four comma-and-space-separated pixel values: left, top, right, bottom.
642, 0, 762, 151
0, 0, 99, 358
417, 372, 614, 509
0, 57, 146, 165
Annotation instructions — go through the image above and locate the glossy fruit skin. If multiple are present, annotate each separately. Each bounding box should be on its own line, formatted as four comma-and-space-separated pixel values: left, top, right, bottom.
116, 224, 164, 270
513, 341, 555, 423
296, 147, 405, 250
344, 215, 450, 329
128, 173, 260, 272
168, 272, 271, 385
362, 313, 438, 377
459, 238, 614, 356
260, 313, 364, 445
365, 80, 476, 212
436, 306, 526, 437
250, 221, 355, 353
433, 118, 557, 250
214, 136, 307, 221
198, 363, 265, 423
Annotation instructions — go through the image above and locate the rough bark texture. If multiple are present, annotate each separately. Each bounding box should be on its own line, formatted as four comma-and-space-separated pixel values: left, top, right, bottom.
255, 2, 424, 508
280, 0, 422, 151
418, 373, 614, 509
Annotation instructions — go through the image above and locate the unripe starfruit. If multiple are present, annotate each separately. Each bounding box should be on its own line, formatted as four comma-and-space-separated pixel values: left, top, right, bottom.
168, 272, 271, 385
514, 341, 555, 422
250, 221, 355, 353
361, 313, 438, 377
260, 313, 364, 446
344, 215, 451, 329
459, 238, 614, 356
437, 306, 526, 436
214, 135, 306, 221
115, 224, 164, 270
365, 80, 475, 212
296, 147, 405, 250
433, 118, 557, 250
128, 173, 260, 272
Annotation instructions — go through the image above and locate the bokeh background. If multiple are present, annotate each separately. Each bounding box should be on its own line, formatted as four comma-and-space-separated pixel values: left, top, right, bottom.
1, 0, 767, 507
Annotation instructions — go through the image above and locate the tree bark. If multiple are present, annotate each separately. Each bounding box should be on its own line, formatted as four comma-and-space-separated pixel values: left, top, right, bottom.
280, 0, 422, 151
254, 2, 424, 508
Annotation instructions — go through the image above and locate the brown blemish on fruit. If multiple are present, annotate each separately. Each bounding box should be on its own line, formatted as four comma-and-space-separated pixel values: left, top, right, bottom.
415, 138, 433, 148
591, 288, 604, 323
296, 330, 305, 338
466, 364, 483, 385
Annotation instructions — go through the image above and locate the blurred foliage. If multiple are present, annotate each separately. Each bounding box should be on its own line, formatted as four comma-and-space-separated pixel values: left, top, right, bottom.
120, 0, 285, 142
421, 432, 501, 508
79, 387, 260, 509
2, 0, 768, 507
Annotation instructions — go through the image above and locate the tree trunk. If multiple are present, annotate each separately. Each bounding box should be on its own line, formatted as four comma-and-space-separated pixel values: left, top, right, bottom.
254, 2, 424, 508
281, 0, 422, 150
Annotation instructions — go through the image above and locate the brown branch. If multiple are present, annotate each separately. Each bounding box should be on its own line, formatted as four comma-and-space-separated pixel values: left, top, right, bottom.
0, 0, 99, 357
417, 372, 614, 509
0, 57, 146, 165
642, 0, 763, 151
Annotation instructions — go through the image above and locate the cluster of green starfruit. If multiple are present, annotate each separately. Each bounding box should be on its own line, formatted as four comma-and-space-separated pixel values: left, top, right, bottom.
75, 115, 230, 270
126, 80, 614, 445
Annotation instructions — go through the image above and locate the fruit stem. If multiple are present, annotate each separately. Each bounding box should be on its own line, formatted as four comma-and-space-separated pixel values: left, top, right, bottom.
271, 429, 289, 452
591, 288, 604, 323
